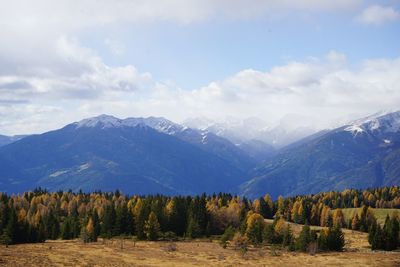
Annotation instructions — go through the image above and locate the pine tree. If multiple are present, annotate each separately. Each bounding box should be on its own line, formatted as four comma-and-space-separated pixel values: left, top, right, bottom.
263, 223, 276, 244
135, 201, 148, 240
383, 215, 399, 251
220, 225, 235, 248
92, 211, 101, 238
186, 216, 200, 239
61, 218, 72, 240
80, 223, 89, 243
327, 225, 345, 251
282, 224, 293, 247
332, 209, 345, 228
351, 214, 360, 230
296, 224, 311, 252
5, 208, 18, 244
86, 217, 96, 242
318, 229, 329, 251
144, 211, 160, 241
0, 231, 11, 247
359, 205, 369, 232
168, 198, 187, 236
101, 205, 115, 238
195, 194, 209, 234
368, 220, 377, 246
371, 225, 385, 250
246, 213, 264, 244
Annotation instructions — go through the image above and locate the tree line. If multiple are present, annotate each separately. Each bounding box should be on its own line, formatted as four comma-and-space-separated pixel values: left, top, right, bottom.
0, 186, 398, 251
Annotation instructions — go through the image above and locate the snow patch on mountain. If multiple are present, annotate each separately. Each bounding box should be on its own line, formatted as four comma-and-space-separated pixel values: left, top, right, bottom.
344, 110, 400, 136
75, 114, 184, 135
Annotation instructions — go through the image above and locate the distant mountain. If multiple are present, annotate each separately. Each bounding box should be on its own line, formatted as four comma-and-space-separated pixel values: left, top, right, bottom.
240, 111, 400, 199
77, 115, 256, 170
237, 140, 276, 162
184, 115, 319, 149
0, 134, 27, 147
0, 115, 252, 195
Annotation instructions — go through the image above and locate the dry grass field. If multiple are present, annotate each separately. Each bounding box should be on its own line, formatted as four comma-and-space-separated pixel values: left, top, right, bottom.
0, 230, 399, 267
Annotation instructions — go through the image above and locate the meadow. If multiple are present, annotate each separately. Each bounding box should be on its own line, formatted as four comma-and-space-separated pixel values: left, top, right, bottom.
340, 208, 399, 225
0, 228, 399, 267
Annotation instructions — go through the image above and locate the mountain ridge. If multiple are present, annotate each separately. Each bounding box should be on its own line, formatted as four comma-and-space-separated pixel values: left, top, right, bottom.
240, 110, 400, 198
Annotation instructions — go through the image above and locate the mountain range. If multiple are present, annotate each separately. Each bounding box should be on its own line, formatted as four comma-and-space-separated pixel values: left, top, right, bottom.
0, 111, 399, 197
183, 114, 320, 149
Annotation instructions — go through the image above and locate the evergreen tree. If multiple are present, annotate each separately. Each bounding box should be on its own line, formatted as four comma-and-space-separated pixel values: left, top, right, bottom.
220, 225, 235, 248
5, 208, 18, 244
37, 219, 47, 242
263, 223, 276, 244
383, 215, 399, 251
86, 217, 97, 242
168, 198, 187, 236
61, 218, 72, 240
135, 201, 148, 240
92, 211, 101, 238
144, 211, 160, 241
351, 213, 360, 230
318, 229, 329, 251
0, 231, 11, 247
246, 213, 264, 244
368, 220, 377, 246
296, 224, 311, 252
282, 224, 293, 247
186, 216, 201, 239
371, 225, 385, 250
326, 225, 345, 251
101, 205, 116, 238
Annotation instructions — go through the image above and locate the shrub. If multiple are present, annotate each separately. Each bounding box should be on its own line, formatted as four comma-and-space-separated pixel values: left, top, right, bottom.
232, 232, 249, 256
220, 226, 235, 248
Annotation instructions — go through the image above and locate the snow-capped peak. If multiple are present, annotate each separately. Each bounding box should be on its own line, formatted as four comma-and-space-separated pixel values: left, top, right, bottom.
76, 114, 122, 128
344, 110, 400, 135
75, 114, 184, 135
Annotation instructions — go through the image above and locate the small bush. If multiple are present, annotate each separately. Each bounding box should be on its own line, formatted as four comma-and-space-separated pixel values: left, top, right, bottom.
220, 226, 235, 248
162, 231, 178, 241
232, 232, 249, 256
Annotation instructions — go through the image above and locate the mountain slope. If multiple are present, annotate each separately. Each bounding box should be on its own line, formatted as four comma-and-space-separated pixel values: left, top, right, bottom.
240, 111, 400, 199
0, 117, 249, 195
0, 135, 26, 147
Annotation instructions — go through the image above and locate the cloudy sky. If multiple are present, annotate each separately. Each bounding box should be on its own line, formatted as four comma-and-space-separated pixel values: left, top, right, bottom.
0, 0, 399, 135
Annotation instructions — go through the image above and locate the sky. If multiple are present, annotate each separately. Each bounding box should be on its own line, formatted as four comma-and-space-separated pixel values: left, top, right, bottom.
0, 0, 399, 135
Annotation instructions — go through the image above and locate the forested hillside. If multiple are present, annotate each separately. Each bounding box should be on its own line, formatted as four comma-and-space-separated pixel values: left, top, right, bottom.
0, 186, 399, 252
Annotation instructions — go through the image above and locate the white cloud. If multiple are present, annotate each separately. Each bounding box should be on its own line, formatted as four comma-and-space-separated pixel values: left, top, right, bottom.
0, 0, 398, 135
0, 36, 152, 102
355, 5, 400, 25
0, 0, 362, 31
130, 51, 400, 128
1, 49, 400, 135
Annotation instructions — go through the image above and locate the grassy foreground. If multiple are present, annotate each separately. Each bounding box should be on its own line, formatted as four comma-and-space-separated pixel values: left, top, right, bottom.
0, 229, 399, 267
